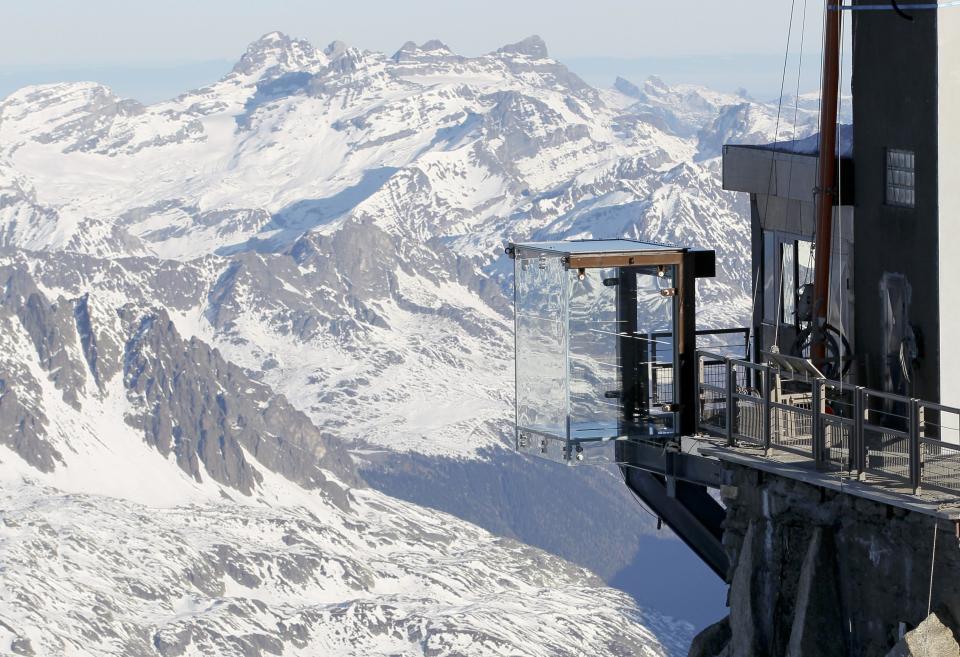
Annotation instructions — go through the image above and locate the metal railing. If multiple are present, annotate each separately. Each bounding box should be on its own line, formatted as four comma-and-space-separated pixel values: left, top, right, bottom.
695, 350, 960, 496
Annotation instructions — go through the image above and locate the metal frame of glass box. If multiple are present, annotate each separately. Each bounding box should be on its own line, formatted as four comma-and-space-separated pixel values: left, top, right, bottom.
507, 239, 716, 465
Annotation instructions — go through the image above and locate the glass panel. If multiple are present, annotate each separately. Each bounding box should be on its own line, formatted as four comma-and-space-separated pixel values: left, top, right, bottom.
781, 242, 796, 324
623, 266, 678, 438
763, 231, 777, 323
567, 267, 620, 441
515, 254, 568, 441
797, 239, 815, 289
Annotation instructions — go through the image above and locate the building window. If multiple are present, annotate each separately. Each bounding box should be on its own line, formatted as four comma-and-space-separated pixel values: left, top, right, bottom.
762, 232, 816, 327
886, 148, 915, 208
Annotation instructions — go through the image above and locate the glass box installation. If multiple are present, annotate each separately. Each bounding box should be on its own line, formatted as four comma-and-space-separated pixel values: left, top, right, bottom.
508, 239, 715, 465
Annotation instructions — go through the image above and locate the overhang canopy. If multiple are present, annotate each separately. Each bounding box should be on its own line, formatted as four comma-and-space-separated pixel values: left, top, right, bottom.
722, 135, 854, 237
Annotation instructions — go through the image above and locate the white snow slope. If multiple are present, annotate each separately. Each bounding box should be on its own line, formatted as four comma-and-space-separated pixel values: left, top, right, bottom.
0, 31, 822, 656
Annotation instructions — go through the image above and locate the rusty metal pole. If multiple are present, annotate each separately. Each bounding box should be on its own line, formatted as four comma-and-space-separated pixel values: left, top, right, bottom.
812, 1, 843, 363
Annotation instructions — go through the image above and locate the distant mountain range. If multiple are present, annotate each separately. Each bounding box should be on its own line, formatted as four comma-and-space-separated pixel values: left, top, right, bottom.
0, 31, 826, 655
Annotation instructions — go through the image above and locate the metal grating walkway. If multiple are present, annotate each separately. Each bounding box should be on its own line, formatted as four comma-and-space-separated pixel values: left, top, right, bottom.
695, 350, 960, 514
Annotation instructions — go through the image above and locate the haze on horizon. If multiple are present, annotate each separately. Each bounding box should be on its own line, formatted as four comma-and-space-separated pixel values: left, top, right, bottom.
0, 0, 829, 102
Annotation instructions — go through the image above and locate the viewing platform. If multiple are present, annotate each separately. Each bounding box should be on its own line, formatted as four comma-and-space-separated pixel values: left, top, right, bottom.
694, 348, 960, 521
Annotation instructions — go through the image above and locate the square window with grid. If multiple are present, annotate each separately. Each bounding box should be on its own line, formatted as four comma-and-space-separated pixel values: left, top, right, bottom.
886, 148, 915, 208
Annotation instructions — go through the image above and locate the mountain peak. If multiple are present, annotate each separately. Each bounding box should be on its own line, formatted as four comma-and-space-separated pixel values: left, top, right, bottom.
256, 30, 287, 44
244, 31, 296, 56
614, 76, 641, 98
231, 31, 324, 78
391, 39, 454, 62
323, 40, 349, 59
497, 35, 548, 59
391, 41, 418, 61
645, 75, 670, 93
420, 39, 450, 52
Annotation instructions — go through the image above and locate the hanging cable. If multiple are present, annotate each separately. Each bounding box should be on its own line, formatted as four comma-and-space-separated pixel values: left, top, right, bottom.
785, 0, 810, 194
890, 0, 916, 20
767, 0, 799, 352
785, 0, 812, 351
617, 465, 661, 523
928, 520, 939, 616
747, 261, 763, 361
774, 246, 786, 349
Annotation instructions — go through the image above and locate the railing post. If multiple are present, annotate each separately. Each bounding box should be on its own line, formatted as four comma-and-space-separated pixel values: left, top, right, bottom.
694, 352, 703, 435
909, 398, 922, 494
726, 358, 735, 446
854, 386, 866, 479
813, 378, 825, 469
762, 365, 772, 456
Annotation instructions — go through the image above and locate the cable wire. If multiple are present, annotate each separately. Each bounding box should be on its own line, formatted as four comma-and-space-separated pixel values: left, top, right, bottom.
928, 520, 939, 616
766, 0, 799, 351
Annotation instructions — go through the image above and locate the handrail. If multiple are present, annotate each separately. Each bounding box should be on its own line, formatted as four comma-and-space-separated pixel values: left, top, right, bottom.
696, 327, 754, 335
917, 399, 960, 416
698, 349, 734, 363
862, 388, 913, 404
694, 349, 960, 496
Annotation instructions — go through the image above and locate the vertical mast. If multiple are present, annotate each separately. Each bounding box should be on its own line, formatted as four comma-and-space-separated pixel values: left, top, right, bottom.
812, 1, 843, 362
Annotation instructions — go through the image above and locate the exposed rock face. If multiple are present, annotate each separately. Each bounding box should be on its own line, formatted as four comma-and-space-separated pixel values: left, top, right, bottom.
687, 617, 731, 657
0, 262, 359, 498
704, 463, 960, 657
886, 610, 960, 657
0, 264, 70, 471
725, 521, 769, 655
121, 306, 359, 496
614, 76, 642, 98
2, 265, 88, 408
497, 35, 549, 59
786, 527, 845, 657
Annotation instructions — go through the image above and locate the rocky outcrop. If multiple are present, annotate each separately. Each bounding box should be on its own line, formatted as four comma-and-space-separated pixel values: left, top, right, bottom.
120, 305, 360, 497
688, 617, 731, 657
0, 265, 75, 471
0, 263, 359, 499
2, 266, 88, 408
786, 527, 845, 657
699, 463, 960, 657
706, 523, 845, 657
886, 610, 960, 657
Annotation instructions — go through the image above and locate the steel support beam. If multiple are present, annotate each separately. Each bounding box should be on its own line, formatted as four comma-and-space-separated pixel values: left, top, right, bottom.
619, 439, 724, 489
621, 466, 729, 579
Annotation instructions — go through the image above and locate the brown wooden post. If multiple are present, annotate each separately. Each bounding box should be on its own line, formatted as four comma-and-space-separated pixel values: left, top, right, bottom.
811, 1, 843, 363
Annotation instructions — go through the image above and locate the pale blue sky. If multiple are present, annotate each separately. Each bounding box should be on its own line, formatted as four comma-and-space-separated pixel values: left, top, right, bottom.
0, 0, 830, 101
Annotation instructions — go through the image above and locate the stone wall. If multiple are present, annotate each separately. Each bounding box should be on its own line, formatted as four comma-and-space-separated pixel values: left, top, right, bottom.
692, 463, 960, 657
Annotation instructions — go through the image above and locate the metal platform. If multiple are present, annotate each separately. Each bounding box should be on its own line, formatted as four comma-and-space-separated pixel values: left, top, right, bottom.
694, 348, 960, 520
698, 438, 960, 520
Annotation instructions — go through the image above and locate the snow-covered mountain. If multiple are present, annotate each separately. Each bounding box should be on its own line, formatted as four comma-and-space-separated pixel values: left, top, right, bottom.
0, 31, 822, 655
0, 255, 691, 656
